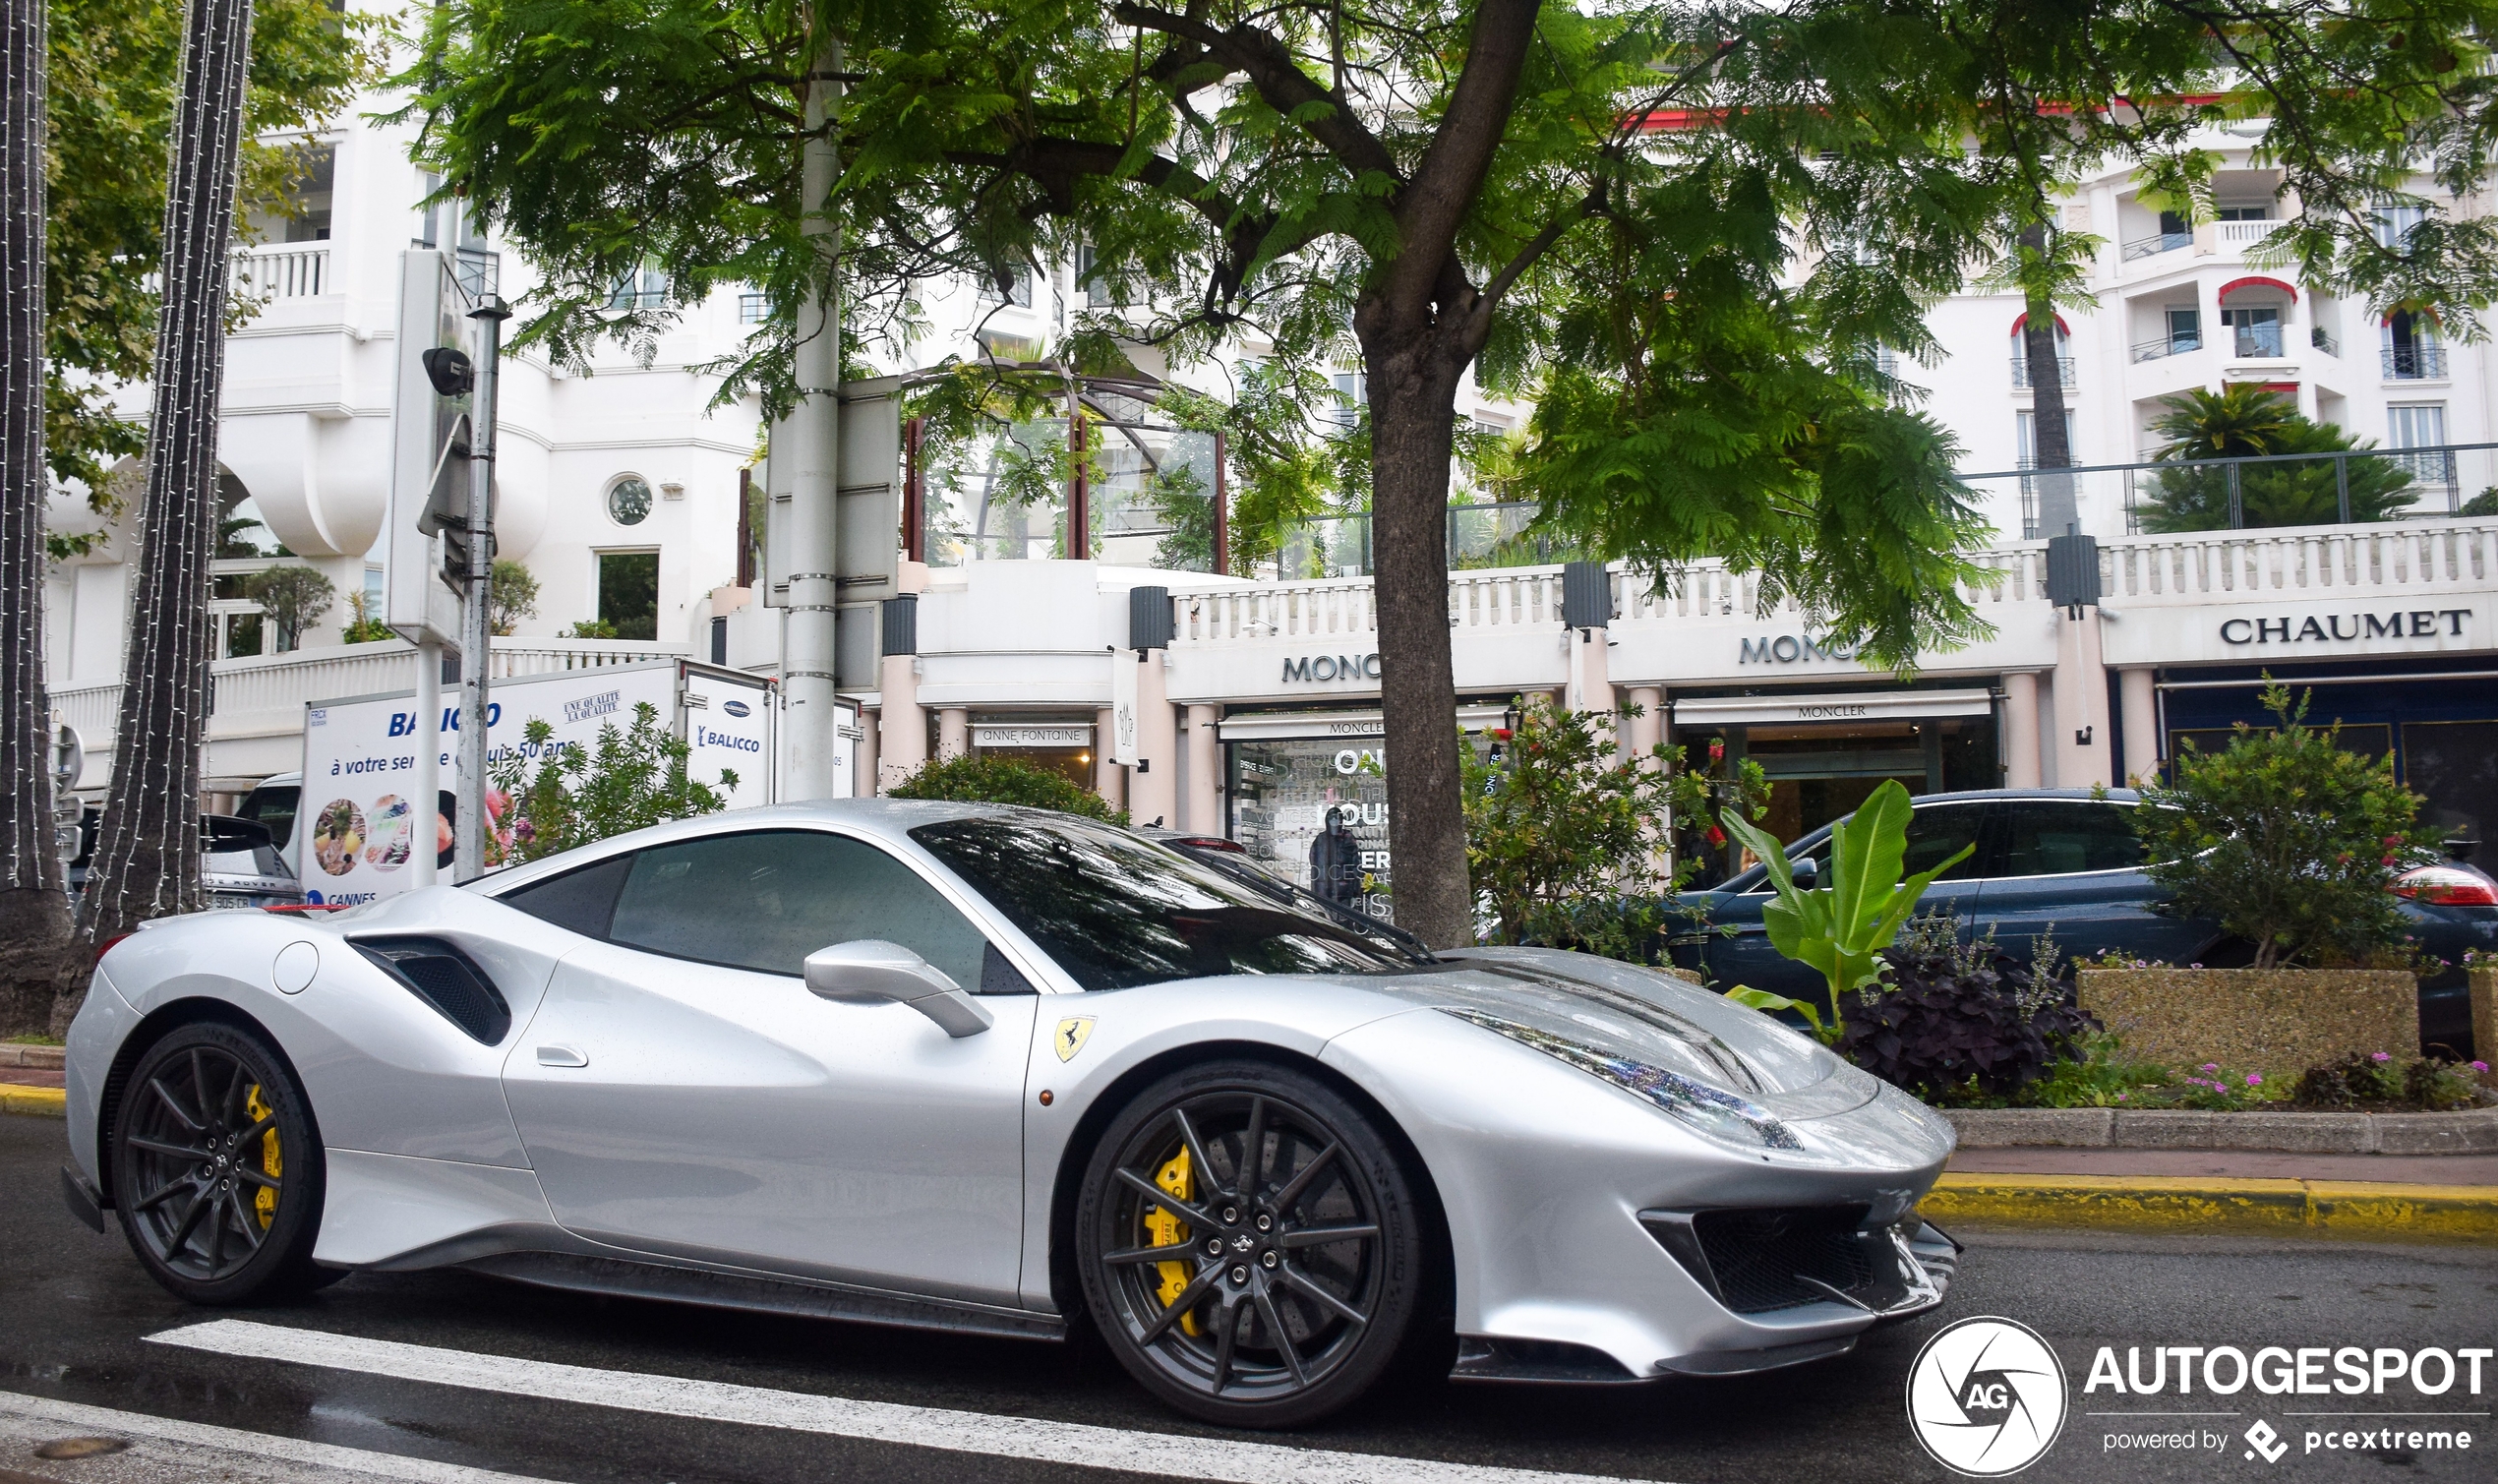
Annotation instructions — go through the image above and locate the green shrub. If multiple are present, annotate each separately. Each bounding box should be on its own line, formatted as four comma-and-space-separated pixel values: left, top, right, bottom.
489, 702, 735, 864
887, 753, 1126, 823
1461, 695, 1763, 961
2291, 1050, 2480, 1111
2129, 679, 2440, 969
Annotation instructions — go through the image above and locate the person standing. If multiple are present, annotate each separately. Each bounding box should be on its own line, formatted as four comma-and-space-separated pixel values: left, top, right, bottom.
1308, 806, 1360, 906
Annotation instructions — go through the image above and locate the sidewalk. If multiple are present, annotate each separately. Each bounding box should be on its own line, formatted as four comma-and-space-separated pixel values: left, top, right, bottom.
0, 1044, 62, 1090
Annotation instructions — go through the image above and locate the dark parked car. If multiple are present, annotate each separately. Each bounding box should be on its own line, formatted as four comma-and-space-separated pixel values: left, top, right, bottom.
67, 806, 304, 911
1666, 788, 2491, 1060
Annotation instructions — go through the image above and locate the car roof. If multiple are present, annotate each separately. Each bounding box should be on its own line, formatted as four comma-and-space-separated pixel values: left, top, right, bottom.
473, 798, 1084, 895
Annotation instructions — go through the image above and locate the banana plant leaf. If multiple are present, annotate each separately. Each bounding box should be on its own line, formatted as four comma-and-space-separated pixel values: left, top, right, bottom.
1718, 778, 1972, 1033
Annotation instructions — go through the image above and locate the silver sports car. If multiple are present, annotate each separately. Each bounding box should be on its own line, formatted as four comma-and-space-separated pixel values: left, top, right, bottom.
60, 801, 1958, 1426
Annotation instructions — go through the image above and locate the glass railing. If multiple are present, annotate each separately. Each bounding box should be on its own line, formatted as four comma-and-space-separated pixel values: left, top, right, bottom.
2231, 324, 2286, 358
2121, 230, 2193, 261
1958, 442, 2496, 535
2132, 332, 2202, 362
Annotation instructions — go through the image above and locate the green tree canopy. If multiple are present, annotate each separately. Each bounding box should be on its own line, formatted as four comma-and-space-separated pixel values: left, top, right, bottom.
888, 752, 1127, 823
403, 0, 2498, 943
45, 0, 380, 514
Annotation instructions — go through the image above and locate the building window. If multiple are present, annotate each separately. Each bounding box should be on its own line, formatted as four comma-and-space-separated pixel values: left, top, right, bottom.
977, 264, 1034, 308
2008, 320, 2072, 389
280, 144, 335, 242
1328, 373, 1366, 431
608, 264, 668, 311
2388, 402, 2454, 498
2383, 311, 2445, 380
597, 552, 659, 641
2220, 303, 2284, 357
606, 477, 654, 527
2014, 407, 2075, 539
1076, 244, 1122, 308
2373, 203, 2427, 252
2215, 205, 2272, 221
737, 291, 768, 324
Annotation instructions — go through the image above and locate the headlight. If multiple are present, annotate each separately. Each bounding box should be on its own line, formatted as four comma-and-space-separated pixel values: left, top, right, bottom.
1441, 1007, 1802, 1151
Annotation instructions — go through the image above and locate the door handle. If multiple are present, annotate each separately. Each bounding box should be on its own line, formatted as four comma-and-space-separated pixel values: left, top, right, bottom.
535, 1044, 589, 1068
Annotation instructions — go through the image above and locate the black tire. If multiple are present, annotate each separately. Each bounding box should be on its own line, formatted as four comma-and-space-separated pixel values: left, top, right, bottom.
111, 1021, 328, 1304
1075, 1059, 1427, 1428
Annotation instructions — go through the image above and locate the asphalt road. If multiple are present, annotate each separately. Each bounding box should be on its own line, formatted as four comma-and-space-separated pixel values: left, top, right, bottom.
2, 1114, 2491, 1484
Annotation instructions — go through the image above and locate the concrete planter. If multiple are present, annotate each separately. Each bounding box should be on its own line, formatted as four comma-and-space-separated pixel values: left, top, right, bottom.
2473, 968, 2496, 1083
2077, 967, 2419, 1085
1944, 1104, 2498, 1156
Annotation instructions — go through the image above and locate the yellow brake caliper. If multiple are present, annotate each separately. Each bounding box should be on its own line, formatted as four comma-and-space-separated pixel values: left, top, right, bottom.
245, 1084, 280, 1229
1145, 1147, 1201, 1336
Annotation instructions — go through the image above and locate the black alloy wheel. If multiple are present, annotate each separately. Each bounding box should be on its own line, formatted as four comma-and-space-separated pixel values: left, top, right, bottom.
1077, 1060, 1427, 1427
111, 1021, 329, 1303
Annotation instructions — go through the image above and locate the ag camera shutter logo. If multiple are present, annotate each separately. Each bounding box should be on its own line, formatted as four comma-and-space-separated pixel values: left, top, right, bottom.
1907, 1317, 2069, 1475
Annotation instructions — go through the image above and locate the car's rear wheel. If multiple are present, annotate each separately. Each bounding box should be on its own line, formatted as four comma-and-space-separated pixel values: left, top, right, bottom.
111, 1021, 328, 1304
1076, 1060, 1426, 1428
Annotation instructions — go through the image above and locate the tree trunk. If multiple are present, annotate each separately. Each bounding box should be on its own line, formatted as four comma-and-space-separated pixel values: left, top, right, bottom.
1357, 318, 1472, 949
2018, 222, 2077, 536
70, 0, 256, 1010
0, 0, 77, 1036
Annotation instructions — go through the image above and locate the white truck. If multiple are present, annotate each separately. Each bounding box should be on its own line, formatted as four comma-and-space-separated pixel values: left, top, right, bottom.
248, 659, 831, 906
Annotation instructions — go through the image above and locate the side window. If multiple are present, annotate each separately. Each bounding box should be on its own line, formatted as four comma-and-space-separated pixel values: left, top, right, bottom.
1900, 804, 1992, 882
1998, 801, 2144, 876
608, 830, 993, 989
500, 854, 633, 939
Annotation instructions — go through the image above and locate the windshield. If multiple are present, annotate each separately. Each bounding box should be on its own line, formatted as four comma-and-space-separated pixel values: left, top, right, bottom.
911, 815, 1428, 990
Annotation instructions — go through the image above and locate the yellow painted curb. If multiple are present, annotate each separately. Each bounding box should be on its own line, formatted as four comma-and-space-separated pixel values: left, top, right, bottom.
1923, 1172, 2498, 1243
0, 1085, 66, 1117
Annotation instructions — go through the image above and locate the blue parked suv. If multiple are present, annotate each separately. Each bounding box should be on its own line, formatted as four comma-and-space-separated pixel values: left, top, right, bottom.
1666, 788, 2491, 1059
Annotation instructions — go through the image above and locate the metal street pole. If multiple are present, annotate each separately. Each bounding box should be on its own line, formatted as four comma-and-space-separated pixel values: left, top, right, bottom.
456, 296, 508, 880
782, 34, 845, 799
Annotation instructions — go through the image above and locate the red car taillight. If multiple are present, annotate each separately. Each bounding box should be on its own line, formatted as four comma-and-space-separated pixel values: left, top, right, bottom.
2392, 865, 2498, 906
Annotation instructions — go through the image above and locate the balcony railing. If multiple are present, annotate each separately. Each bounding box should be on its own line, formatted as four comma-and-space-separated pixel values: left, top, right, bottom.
1956, 440, 2495, 535
2008, 355, 2076, 389
2132, 332, 2201, 362
2230, 325, 2286, 358
2312, 326, 2340, 357
2384, 344, 2448, 380
2215, 219, 2276, 248
233, 245, 327, 300
2121, 230, 2192, 261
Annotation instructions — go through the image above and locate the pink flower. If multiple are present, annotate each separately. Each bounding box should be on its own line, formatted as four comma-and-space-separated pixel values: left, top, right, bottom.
2382, 855, 2400, 866
2383, 835, 2403, 847
2200, 1063, 2221, 1074
2245, 1074, 2263, 1088
2472, 1061, 2490, 1074
2372, 1051, 2392, 1063
2115, 1093, 2128, 1101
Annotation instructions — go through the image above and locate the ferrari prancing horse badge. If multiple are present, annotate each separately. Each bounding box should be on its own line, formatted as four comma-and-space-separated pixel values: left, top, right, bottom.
1053, 1016, 1096, 1062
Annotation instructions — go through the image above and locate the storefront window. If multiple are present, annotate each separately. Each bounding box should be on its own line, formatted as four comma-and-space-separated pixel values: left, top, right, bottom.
1227, 737, 1394, 921
2399, 721, 2497, 853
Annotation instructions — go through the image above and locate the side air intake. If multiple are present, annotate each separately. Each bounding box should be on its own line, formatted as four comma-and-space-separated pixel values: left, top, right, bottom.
353, 936, 512, 1045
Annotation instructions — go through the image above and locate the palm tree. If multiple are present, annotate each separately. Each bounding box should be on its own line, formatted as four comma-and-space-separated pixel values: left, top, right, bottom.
2136, 386, 2414, 532
0, 0, 79, 1034
73, 0, 258, 986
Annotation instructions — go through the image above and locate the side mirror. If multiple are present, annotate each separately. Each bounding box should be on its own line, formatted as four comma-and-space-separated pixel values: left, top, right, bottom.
1791, 857, 1818, 888
802, 939, 993, 1038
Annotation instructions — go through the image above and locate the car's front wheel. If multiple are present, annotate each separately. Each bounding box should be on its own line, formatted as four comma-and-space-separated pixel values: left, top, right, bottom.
111, 1021, 329, 1303
1075, 1059, 1428, 1428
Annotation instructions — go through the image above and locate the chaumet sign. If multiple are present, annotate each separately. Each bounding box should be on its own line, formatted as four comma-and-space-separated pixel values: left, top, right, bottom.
2219, 609, 2470, 645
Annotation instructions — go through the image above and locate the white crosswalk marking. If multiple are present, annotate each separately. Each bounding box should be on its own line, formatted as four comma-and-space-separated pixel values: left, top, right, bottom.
0, 1390, 556, 1484
149, 1318, 1671, 1484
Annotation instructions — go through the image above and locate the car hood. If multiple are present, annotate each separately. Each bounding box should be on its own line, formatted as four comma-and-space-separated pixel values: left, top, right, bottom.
1357, 945, 1878, 1120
